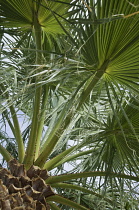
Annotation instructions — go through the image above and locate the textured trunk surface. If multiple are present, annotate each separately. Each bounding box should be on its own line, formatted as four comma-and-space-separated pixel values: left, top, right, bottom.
0, 159, 55, 209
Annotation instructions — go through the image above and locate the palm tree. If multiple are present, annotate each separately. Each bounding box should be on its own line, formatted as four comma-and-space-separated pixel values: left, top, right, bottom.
0, 0, 139, 209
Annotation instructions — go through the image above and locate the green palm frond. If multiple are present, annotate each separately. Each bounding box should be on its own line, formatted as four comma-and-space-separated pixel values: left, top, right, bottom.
0, 0, 75, 33
77, 0, 139, 95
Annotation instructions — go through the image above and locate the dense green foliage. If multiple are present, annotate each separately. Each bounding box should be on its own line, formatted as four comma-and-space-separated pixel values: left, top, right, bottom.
0, 0, 139, 209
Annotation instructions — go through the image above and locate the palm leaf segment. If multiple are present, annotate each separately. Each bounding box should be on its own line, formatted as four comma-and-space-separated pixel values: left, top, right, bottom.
103, 1, 139, 91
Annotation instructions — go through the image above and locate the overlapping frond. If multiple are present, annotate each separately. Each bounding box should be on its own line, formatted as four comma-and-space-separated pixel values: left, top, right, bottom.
1, 0, 139, 209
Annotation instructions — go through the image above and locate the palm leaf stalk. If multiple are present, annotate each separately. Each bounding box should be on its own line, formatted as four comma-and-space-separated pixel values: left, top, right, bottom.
9, 105, 25, 162
46, 195, 88, 210
45, 171, 139, 184
1, 85, 25, 162
24, 8, 44, 167
0, 145, 13, 162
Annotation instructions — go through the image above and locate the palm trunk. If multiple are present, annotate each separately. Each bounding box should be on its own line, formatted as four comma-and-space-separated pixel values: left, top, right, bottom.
0, 159, 54, 209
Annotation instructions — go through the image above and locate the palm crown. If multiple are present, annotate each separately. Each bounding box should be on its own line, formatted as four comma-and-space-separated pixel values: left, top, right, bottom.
0, 0, 139, 209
